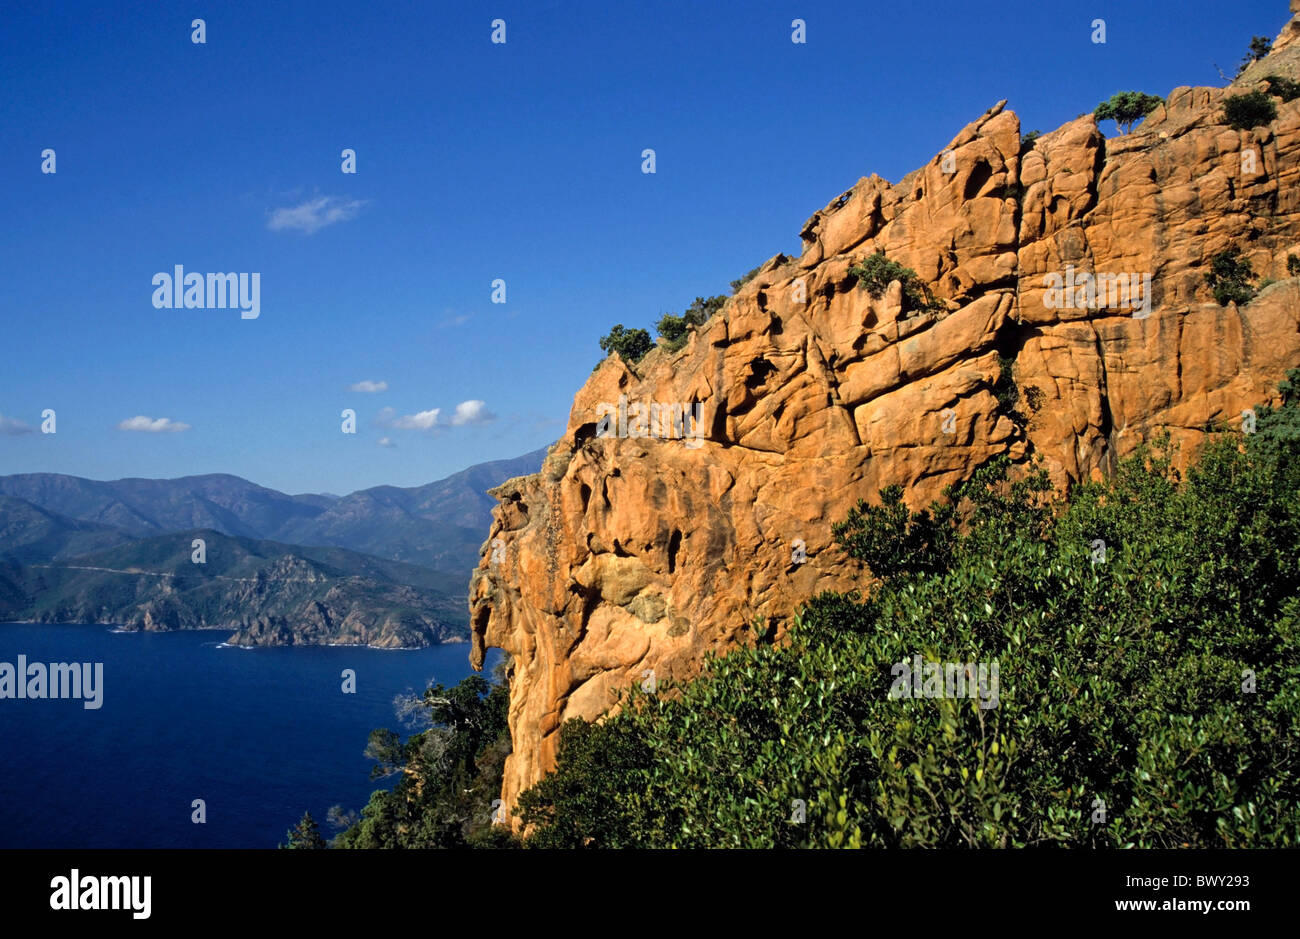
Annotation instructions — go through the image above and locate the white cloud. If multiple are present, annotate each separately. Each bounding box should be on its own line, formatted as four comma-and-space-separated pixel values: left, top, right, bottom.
267, 196, 366, 234
374, 400, 496, 432
377, 437, 396, 448
449, 400, 497, 425
0, 413, 34, 436
349, 380, 388, 393
117, 416, 191, 433
376, 406, 441, 430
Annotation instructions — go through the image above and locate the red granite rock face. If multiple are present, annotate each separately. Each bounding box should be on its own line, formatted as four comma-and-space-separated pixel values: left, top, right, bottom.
471, 8, 1300, 821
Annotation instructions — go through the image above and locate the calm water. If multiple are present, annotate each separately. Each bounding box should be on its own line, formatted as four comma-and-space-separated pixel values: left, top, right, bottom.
0, 623, 497, 848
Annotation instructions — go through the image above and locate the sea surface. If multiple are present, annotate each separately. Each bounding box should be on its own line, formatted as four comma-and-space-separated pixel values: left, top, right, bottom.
0, 623, 497, 848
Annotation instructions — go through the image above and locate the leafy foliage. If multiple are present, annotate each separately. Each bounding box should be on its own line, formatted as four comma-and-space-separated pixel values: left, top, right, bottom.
516, 380, 1300, 847
848, 252, 943, 316
1223, 90, 1278, 130
598, 324, 654, 364
1094, 91, 1163, 135
832, 484, 958, 580
1263, 74, 1300, 103
1289, 254, 1300, 277
1205, 247, 1258, 306
994, 355, 1020, 414
656, 295, 726, 351
334, 669, 517, 848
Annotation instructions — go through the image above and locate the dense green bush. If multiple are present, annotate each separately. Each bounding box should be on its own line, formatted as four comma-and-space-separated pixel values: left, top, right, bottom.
334, 671, 516, 848
1289, 254, 1300, 277
598, 324, 654, 364
516, 375, 1300, 847
656, 295, 726, 350
1223, 90, 1278, 130
849, 252, 943, 316
1205, 247, 1258, 305
1263, 74, 1300, 103
1094, 91, 1163, 135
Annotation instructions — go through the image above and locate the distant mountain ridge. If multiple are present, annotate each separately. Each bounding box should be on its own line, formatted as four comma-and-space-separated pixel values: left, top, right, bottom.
0, 495, 134, 563
0, 446, 549, 646
0, 447, 548, 575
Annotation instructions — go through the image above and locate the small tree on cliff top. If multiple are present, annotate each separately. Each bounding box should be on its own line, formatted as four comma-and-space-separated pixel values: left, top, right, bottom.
1236, 35, 1273, 77
599, 324, 654, 364
1094, 91, 1163, 136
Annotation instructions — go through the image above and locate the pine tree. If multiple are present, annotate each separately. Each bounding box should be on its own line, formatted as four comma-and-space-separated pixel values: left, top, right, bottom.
282, 810, 327, 849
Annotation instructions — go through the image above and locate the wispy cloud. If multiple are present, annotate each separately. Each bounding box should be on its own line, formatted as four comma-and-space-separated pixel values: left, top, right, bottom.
0, 413, 34, 435
375, 400, 497, 432
436, 313, 472, 328
267, 196, 366, 234
348, 379, 388, 393
117, 415, 191, 433
377, 436, 396, 448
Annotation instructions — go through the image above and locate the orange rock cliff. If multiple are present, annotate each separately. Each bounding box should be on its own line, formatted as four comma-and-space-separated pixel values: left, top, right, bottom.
471, 3, 1300, 821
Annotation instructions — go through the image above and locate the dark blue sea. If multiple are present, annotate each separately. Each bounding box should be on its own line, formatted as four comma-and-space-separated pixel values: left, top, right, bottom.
0, 623, 497, 848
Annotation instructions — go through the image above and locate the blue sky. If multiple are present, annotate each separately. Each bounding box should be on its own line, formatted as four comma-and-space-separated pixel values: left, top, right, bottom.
0, 0, 1287, 494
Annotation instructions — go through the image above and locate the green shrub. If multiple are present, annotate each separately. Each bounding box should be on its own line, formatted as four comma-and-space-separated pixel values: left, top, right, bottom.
1205, 247, 1258, 305
656, 295, 726, 350
848, 252, 943, 315
654, 313, 690, 345
832, 485, 958, 581
1263, 74, 1300, 103
598, 324, 654, 364
1223, 90, 1278, 130
1288, 254, 1300, 277
1020, 130, 1041, 149
1094, 91, 1163, 135
515, 376, 1300, 847
994, 354, 1020, 413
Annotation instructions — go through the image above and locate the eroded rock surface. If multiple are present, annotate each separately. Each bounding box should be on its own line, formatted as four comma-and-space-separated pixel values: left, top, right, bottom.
472, 8, 1300, 818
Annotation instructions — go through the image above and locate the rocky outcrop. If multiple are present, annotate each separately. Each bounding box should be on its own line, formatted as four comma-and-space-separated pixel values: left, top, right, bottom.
471, 7, 1300, 820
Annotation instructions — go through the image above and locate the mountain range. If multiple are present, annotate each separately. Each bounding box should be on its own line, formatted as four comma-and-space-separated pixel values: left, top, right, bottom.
0, 446, 547, 646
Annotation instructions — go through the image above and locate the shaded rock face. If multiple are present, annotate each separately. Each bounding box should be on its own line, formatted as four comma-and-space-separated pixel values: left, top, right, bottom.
472, 9, 1300, 818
